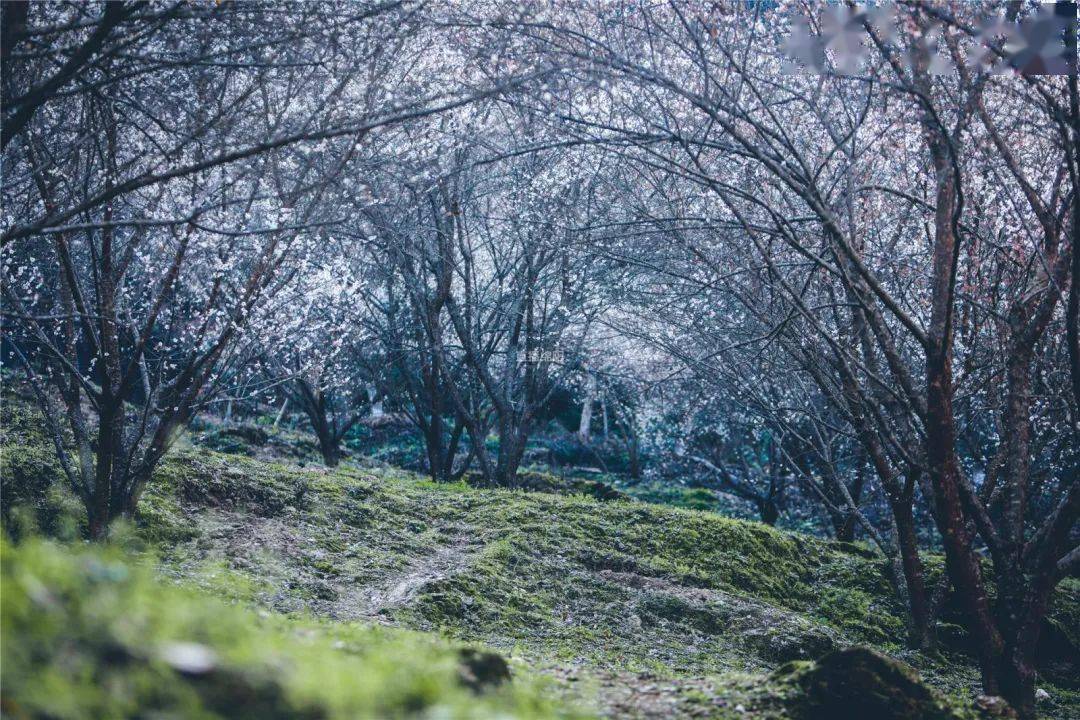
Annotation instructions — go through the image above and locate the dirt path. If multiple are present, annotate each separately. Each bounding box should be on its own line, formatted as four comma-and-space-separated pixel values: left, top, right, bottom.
573, 670, 738, 719
175, 508, 482, 623
361, 534, 473, 615
332, 529, 477, 621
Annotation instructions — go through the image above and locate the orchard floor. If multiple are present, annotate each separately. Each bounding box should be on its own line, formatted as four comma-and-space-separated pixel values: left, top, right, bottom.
2, 401, 1077, 719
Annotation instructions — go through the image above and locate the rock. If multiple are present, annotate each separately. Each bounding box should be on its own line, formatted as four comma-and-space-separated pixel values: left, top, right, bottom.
577, 479, 626, 501
310, 580, 338, 601
785, 646, 961, 720
934, 621, 974, 655
740, 606, 839, 663
637, 592, 729, 634
159, 642, 217, 675
1035, 688, 1050, 703
973, 694, 1017, 718
457, 648, 511, 692
750, 622, 837, 663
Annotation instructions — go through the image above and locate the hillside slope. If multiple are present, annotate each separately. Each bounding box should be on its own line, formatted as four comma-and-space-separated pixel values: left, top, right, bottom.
1, 536, 575, 720
2, 401, 1077, 719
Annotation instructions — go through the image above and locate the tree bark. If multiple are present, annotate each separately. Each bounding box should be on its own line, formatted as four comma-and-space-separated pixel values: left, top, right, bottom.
915, 78, 1006, 691
425, 411, 446, 482
891, 495, 929, 647
756, 497, 779, 526
627, 428, 641, 480
578, 373, 596, 443
1061, 75, 1079, 415
316, 429, 341, 468
926, 323, 1004, 694
273, 398, 288, 429
495, 420, 527, 486
834, 462, 865, 543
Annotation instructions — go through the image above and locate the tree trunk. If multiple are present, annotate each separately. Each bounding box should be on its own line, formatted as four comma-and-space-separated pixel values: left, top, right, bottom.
627, 428, 641, 480
996, 344, 1045, 720
995, 346, 1035, 712
440, 418, 466, 482
999, 343, 1034, 566
835, 512, 857, 543
926, 356, 1003, 692
835, 460, 867, 543
316, 429, 341, 468
919, 103, 1005, 692
1067, 76, 1080, 414
602, 397, 609, 440
87, 509, 109, 540
367, 383, 384, 418
90, 400, 123, 540
756, 497, 779, 526
273, 398, 288, 429
999, 652, 1037, 720
578, 373, 596, 443
847, 403, 930, 649
495, 422, 526, 487
891, 496, 930, 647
295, 381, 341, 468
425, 412, 446, 482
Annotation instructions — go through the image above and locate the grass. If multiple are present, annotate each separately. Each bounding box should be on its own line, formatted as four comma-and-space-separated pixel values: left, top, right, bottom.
0, 535, 584, 719
2, 394, 1077, 718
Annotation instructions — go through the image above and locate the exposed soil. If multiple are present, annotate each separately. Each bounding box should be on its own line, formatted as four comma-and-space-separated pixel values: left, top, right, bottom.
338, 528, 479, 620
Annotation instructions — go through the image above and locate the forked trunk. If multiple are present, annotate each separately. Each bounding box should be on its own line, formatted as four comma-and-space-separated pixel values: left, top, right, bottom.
87, 511, 110, 541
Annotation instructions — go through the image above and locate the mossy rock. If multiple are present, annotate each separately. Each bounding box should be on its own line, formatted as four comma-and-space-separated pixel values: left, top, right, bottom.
831, 540, 878, 560
743, 616, 839, 664
781, 646, 967, 720
189, 418, 326, 464
457, 648, 511, 692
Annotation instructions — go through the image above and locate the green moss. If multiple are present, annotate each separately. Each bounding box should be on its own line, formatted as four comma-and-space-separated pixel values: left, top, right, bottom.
3, 391, 1079, 718
811, 555, 906, 645
188, 419, 324, 464
0, 537, 587, 719
774, 647, 976, 720
137, 486, 199, 544
0, 437, 83, 540
1048, 578, 1080, 651
615, 480, 739, 514
637, 592, 728, 635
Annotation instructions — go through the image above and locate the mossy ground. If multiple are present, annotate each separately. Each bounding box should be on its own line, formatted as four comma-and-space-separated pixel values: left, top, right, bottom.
2, 396, 1077, 719
1, 536, 578, 719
